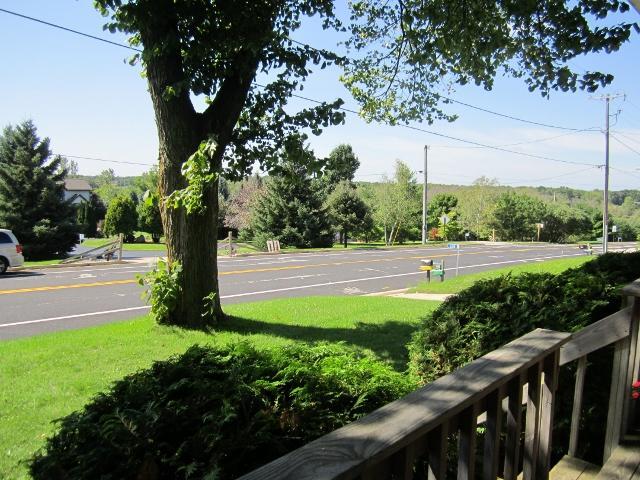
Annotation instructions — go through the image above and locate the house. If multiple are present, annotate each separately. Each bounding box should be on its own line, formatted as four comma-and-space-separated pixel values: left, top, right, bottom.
63, 179, 92, 205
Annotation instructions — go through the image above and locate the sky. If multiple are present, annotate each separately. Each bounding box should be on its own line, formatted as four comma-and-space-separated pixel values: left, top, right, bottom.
1, 1, 639, 191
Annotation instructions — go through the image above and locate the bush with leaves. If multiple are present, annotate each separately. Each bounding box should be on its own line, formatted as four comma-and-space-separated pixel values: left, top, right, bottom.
408, 252, 640, 462
103, 195, 138, 241
30, 343, 413, 480
138, 260, 182, 325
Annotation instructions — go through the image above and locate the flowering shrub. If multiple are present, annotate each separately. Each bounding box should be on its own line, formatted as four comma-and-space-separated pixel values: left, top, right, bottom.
632, 380, 640, 400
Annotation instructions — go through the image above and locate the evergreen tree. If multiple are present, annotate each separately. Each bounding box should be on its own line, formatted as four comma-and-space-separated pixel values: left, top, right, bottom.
103, 196, 138, 241
0, 121, 78, 259
253, 137, 333, 249
328, 181, 372, 247
77, 193, 107, 237
321, 144, 360, 194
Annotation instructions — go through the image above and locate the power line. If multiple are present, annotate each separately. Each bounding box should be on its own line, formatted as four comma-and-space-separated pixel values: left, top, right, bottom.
4, 7, 601, 169
610, 134, 640, 157
611, 130, 640, 147
431, 128, 599, 150
3, 7, 599, 134
610, 166, 640, 181
0, 8, 142, 52
56, 153, 156, 167
437, 95, 589, 131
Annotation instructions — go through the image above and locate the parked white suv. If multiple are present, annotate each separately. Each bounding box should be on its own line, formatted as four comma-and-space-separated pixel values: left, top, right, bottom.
0, 229, 24, 274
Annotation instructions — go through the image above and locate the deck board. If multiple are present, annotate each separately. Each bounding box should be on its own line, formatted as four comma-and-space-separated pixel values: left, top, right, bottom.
550, 456, 599, 480
596, 436, 640, 480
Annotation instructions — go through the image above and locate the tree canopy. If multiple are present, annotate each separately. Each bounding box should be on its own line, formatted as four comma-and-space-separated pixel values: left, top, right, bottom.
94, 0, 638, 326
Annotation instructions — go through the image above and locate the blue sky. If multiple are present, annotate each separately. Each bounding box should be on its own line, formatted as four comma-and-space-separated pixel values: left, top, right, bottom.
1, 1, 639, 190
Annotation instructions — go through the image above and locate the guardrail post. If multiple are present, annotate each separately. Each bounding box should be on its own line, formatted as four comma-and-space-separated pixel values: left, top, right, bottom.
118, 233, 124, 261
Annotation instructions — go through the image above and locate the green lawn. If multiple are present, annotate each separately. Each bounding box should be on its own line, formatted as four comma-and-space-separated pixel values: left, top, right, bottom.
0, 296, 438, 479
21, 259, 62, 267
409, 255, 593, 294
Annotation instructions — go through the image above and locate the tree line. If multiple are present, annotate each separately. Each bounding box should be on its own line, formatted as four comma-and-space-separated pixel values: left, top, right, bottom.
2, 120, 638, 260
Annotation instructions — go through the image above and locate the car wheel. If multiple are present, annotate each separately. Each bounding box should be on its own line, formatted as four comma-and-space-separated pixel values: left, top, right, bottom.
0, 258, 8, 274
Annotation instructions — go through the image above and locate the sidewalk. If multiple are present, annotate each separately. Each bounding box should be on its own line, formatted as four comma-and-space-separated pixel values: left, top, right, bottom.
366, 288, 453, 301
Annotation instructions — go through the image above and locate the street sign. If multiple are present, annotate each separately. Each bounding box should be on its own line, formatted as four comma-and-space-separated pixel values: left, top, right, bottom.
447, 243, 460, 249
440, 214, 449, 225
612, 225, 617, 233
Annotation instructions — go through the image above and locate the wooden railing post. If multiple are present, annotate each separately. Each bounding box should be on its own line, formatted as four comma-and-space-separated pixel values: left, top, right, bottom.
568, 356, 587, 457
503, 373, 525, 480
603, 283, 640, 463
523, 362, 542, 480
536, 350, 560, 478
621, 291, 640, 432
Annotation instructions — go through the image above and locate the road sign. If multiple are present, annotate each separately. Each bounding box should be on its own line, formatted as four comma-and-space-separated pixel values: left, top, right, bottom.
440, 214, 449, 225
447, 243, 460, 249
612, 225, 617, 233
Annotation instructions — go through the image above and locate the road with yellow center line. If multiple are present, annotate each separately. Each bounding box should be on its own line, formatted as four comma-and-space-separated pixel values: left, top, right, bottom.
0, 247, 539, 296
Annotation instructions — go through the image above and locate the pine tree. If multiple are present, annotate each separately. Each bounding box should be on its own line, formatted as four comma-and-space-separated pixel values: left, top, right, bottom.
77, 193, 107, 237
252, 137, 333, 249
0, 121, 78, 259
328, 181, 372, 247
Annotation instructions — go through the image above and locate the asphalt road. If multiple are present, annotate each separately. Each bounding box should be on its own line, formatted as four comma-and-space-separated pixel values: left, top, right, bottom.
0, 243, 602, 340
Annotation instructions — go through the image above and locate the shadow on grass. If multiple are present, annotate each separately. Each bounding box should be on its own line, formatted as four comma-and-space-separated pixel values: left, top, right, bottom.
218, 316, 421, 372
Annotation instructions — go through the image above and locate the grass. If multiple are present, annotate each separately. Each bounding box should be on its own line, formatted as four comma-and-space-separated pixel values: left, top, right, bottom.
0, 296, 438, 479
21, 259, 62, 267
409, 255, 594, 294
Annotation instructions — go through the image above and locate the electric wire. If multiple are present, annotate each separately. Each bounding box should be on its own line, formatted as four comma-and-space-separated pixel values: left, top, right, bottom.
610, 134, 640, 158
1, 7, 603, 170
2, 7, 596, 134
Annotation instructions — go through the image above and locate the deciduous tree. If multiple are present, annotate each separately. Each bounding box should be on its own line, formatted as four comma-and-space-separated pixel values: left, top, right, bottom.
328, 181, 372, 247
95, 0, 636, 327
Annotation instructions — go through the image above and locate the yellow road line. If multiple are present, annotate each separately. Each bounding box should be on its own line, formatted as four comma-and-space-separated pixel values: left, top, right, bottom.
0, 247, 537, 295
0, 279, 137, 295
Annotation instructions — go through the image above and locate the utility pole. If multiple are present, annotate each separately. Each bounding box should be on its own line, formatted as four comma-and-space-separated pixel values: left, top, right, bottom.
593, 93, 624, 253
422, 145, 429, 245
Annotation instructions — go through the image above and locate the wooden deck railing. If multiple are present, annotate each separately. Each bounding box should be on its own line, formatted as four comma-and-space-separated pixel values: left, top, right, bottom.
240, 279, 640, 480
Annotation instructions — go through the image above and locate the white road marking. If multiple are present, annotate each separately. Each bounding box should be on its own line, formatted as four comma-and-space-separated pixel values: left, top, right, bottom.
0, 306, 151, 328
1, 252, 585, 329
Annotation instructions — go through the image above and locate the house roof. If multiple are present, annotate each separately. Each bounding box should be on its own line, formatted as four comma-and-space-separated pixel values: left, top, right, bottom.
64, 179, 92, 191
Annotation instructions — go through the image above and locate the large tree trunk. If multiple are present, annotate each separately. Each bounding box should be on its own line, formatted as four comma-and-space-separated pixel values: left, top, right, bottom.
146, 31, 223, 328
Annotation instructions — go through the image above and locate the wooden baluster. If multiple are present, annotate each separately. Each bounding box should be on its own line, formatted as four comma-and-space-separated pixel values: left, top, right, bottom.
458, 405, 478, 480
568, 355, 587, 457
537, 351, 560, 478
391, 442, 420, 480
523, 362, 542, 480
622, 295, 640, 433
603, 335, 630, 463
504, 373, 525, 480
428, 423, 449, 480
483, 386, 505, 480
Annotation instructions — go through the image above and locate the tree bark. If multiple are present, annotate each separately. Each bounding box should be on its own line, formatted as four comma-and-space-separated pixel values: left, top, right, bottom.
144, 21, 223, 327
343, 230, 348, 248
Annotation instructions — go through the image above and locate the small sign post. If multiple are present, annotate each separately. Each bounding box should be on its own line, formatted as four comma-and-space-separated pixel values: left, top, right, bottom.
448, 243, 460, 276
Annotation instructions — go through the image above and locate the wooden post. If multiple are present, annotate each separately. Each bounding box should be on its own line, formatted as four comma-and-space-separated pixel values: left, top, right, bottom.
523, 362, 542, 480
504, 372, 525, 480
483, 386, 505, 480
228, 230, 233, 257
428, 423, 449, 480
568, 356, 587, 457
458, 405, 478, 479
537, 351, 560, 478
118, 233, 123, 261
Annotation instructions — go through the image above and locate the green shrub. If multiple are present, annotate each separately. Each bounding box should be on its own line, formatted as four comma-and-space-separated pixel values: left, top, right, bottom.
30, 343, 413, 480
407, 252, 640, 462
138, 259, 182, 325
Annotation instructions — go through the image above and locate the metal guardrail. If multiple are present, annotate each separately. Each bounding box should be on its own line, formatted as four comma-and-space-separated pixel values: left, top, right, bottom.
61, 234, 123, 264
